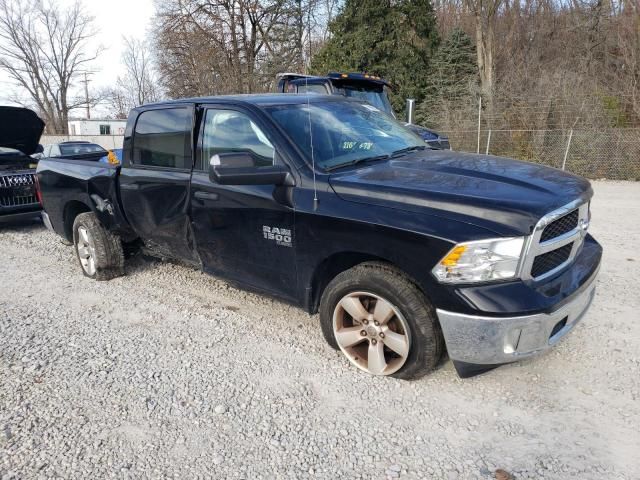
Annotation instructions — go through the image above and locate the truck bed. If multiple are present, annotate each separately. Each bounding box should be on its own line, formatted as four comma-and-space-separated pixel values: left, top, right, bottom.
37, 158, 130, 241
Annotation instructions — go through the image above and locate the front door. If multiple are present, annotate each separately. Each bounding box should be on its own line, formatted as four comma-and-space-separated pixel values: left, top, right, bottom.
119, 106, 197, 262
189, 106, 297, 299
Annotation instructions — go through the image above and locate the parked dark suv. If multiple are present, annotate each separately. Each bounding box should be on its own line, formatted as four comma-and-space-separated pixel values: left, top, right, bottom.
277, 72, 451, 150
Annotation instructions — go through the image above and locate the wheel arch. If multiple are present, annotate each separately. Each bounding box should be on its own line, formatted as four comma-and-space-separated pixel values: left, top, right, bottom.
307, 252, 427, 315
63, 200, 92, 242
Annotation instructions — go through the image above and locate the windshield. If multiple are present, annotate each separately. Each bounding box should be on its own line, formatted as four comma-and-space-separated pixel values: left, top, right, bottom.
59, 143, 106, 155
334, 84, 394, 115
267, 100, 425, 171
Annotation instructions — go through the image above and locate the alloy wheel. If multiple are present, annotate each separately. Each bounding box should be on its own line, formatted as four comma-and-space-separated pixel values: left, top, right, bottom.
76, 226, 96, 276
332, 291, 411, 375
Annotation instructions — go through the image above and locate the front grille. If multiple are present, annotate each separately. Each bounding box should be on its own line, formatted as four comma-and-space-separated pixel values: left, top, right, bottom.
531, 243, 573, 278
0, 173, 38, 208
521, 200, 590, 281
540, 209, 579, 242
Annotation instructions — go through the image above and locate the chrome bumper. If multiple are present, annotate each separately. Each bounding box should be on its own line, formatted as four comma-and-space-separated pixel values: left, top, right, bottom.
436, 269, 598, 365
41, 211, 54, 231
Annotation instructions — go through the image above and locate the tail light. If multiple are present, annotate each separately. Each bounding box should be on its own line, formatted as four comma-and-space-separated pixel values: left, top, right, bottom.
34, 173, 43, 206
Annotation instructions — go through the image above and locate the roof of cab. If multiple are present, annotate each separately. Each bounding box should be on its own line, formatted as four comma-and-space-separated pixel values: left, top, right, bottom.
140, 93, 355, 109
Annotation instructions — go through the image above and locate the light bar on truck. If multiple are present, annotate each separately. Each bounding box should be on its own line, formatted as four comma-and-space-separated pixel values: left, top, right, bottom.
327, 72, 392, 87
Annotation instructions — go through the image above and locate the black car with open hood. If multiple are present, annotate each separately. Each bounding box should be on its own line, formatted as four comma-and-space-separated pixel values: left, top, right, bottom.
0, 106, 45, 222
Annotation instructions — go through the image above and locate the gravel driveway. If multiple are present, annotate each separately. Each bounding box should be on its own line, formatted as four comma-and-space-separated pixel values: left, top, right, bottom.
1, 180, 639, 480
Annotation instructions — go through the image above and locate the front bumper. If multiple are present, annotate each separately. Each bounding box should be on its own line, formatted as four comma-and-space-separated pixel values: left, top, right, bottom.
436, 265, 598, 367
0, 209, 41, 223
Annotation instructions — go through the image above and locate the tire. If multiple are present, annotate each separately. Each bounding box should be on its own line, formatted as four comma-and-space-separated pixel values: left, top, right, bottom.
319, 262, 444, 380
72, 212, 124, 281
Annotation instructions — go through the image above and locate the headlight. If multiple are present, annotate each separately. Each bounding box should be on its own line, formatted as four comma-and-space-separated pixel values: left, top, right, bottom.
432, 237, 525, 284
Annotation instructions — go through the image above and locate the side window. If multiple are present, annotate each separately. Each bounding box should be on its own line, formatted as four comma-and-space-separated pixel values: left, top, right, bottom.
201, 109, 274, 169
133, 108, 191, 169
50, 145, 60, 157
297, 83, 328, 95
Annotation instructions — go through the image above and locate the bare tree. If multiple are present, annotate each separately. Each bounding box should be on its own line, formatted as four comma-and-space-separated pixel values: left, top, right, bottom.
103, 36, 161, 118
102, 86, 131, 120
155, 0, 288, 96
0, 0, 102, 134
153, 0, 337, 98
120, 36, 161, 106
310, 0, 342, 43
463, 0, 502, 101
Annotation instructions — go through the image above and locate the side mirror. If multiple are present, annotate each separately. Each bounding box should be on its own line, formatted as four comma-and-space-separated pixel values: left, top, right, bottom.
35, 144, 44, 154
209, 152, 294, 186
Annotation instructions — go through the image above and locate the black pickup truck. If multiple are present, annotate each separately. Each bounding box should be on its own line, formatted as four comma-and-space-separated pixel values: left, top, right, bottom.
0, 107, 45, 222
37, 95, 602, 379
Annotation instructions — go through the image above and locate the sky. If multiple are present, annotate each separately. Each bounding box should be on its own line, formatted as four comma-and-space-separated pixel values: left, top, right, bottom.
0, 0, 156, 118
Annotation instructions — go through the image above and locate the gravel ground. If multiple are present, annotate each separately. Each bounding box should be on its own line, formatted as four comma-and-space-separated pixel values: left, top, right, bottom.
1, 180, 639, 480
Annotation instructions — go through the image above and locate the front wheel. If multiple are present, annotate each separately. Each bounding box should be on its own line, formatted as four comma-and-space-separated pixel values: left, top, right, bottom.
319, 262, 444, 380
72, 212, 124, 281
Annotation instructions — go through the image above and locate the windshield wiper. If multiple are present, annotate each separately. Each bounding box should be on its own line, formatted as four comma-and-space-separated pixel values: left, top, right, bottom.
324, 154, 390, 172
390, 145, 426, 158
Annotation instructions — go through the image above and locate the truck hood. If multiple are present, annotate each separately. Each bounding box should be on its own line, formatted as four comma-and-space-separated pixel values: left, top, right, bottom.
328, 150, 593, 236
0, 106, 45, 155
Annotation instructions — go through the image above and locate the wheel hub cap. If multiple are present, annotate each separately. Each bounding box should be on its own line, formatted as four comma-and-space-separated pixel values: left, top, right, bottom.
76, 226, 96, 276
332, 291, 411, 376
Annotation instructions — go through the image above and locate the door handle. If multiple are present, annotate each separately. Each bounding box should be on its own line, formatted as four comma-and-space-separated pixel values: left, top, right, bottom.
194, 191, 219, 201
120, 183, 139, 190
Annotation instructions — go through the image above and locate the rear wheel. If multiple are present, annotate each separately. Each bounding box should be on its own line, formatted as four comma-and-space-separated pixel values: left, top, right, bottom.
72, 212, 124, 280
319, 262, 444, 380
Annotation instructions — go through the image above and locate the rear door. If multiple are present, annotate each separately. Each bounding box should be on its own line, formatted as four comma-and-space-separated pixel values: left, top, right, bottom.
119, 106, 197, 262
189, 105, 297, 298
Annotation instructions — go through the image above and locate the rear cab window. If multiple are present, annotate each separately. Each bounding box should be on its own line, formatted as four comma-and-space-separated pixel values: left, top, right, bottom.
132, 108, 192, 169
296, 83, 329, 95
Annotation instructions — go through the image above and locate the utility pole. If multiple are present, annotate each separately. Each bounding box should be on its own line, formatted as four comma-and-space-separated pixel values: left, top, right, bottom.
80, 72, 93, 119
476, 95, 482, 154
296, 0, 304, 72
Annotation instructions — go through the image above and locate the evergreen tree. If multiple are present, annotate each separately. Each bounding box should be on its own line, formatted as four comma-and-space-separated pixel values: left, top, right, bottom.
417, 28, 478, 128
426, 28, 477, 100
311, 0, 440, 115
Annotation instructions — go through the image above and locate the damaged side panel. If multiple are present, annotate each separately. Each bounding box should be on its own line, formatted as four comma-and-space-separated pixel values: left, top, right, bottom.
118, 167, 199, 264
37, 159, 132, 239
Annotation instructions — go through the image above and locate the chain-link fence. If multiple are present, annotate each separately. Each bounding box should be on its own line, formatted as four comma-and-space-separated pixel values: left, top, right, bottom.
41, 129, 640, 180
442, 129, 640, 180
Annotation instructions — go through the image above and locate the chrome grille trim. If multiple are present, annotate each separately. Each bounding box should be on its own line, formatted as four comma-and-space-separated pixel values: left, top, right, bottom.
0, 173, 36, 188
0, 172, 38, 208
519, 198, 590, 282
540, 209, 579, 242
